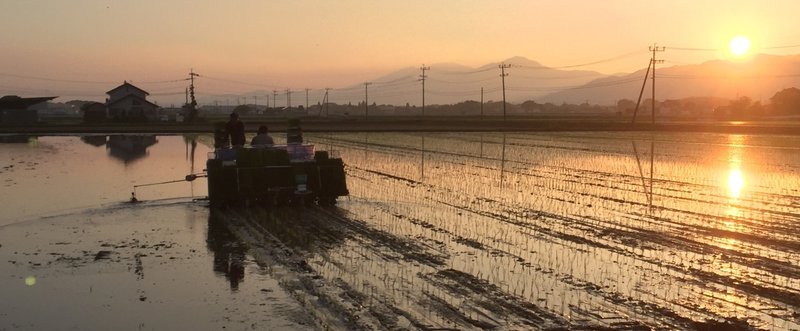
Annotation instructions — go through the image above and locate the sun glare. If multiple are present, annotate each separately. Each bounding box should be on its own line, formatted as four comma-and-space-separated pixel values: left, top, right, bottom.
728, 169, 744, 199
728, 36, 751, 56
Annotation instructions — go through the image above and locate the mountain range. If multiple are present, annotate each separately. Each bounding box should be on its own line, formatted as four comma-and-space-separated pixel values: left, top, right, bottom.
226, 54, 800, 107
337, 56, 606, 106
541, 54, 800, 105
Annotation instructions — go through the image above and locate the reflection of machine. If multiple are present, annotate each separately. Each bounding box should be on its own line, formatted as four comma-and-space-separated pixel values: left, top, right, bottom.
206, 144, 348, 207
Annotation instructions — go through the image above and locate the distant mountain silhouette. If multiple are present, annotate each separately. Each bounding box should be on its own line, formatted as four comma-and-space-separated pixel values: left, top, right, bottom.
345, 56, 605, 106
223, 54, 800, 108
541, 54, 800, 105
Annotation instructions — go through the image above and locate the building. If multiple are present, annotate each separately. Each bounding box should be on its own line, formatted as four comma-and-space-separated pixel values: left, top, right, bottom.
0, 95, 57, 124
81, 102, 107, 123
106, 81, 159, 121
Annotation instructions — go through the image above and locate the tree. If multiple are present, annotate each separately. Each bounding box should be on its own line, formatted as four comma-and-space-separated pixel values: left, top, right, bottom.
617, 99, 636, 114
728, 96, 752, 119
715, 96, 763, 119
232, 105, 252, 115
770, 87, 800, 115
521, 100, 539, 112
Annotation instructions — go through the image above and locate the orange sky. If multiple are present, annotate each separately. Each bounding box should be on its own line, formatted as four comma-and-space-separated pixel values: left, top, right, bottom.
1, 0, 799, 105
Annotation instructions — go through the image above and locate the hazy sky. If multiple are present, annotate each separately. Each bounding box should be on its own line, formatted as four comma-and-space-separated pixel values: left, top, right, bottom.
2, 0, 799, 104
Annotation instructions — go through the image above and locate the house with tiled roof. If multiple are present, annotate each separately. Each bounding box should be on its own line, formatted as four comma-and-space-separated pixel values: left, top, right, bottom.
106, 81, 159, 121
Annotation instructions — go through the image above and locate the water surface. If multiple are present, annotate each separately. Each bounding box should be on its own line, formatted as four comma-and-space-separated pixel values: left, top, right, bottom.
2, 132, 799, 330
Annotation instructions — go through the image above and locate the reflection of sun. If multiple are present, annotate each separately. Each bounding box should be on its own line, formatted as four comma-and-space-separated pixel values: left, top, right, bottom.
727, 169, 744, 199
729, 36, 751, 57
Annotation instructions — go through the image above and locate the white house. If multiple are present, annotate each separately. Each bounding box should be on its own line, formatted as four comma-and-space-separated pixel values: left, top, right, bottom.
106, 81, 159, 121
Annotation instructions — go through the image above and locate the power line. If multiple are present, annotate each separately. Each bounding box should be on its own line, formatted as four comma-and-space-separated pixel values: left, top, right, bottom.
762, 43, 800, 50
427, 76, 498, 84
512, 49, 648, 69
0, 72, 188, 85
660, 73, 800, 79
664, 46, 717, 51
667, 43, 800, 51
201, 75, 284, 89
373, 75, 416, 85
430, 67, 497, 75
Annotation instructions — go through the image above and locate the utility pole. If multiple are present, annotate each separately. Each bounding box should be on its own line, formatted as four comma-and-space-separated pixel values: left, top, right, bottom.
364, 82, 372, 119
631, 59, 653, 124
480, 87, 484, 118
324, 88, 331, 116
272, 90, 277, 109
187, 69, 199, 122
419, 64, 430, 117
305, 88, 310, 110
650, 44, 665, 125
499, 63, 511, 120
189, 69, 198, 106
265, 94, 269, 110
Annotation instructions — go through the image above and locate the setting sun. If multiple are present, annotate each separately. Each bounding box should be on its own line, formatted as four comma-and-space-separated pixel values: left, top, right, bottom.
729, 36, 752, 56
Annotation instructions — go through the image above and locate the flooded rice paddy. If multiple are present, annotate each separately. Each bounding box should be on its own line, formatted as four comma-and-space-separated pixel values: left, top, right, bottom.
1, 132, 799, 330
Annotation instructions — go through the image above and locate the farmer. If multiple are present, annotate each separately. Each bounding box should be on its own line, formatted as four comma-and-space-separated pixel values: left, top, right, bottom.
250, 125, 275, 147
225, 112, 246, 147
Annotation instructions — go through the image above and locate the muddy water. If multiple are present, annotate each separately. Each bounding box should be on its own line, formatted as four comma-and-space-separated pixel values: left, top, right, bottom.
0, 135, 211, 226
275, 131, 797, 330
2, 132, 799, 330
0, 135, 311, 330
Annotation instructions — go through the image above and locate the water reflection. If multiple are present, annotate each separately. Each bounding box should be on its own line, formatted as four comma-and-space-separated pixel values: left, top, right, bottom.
183, 134, 199, 174
500, 133, 507, 189
726, 135, 746, 200
725, 135, 746, 220
631, 138, 655, 208
727, 170, 744, 199
80, 135, 107, 147
207, 209, 246, 291
420, 134, 425, 181
227, 132, 799, 329
106, 135, 158, 164
0, 135, 34, 144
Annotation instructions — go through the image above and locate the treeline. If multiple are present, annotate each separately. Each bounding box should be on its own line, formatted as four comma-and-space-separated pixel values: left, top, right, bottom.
54, 86, 800, 122
232, 87, 800, 119
713, 87, 800, 119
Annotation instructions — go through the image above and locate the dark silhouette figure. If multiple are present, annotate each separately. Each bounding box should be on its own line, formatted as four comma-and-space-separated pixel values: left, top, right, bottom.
213, 122, 229, 148
250, 125, 275, 146
225, 112, 245, 147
